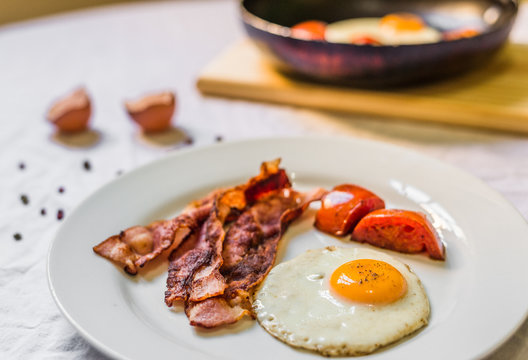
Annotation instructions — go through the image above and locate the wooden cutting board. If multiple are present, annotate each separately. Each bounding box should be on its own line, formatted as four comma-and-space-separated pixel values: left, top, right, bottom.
197, 40, 528, 134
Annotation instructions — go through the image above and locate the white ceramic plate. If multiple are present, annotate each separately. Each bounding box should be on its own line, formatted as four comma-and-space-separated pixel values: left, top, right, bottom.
48, 136, 528, 360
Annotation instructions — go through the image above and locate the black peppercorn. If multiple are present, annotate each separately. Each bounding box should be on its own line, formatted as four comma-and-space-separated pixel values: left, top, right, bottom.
83, 160, 91, 171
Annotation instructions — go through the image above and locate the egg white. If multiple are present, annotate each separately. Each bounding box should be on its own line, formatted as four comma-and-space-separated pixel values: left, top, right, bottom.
253, 246, 430, 356
325, 18, 383, 44
325, 17, 441, 45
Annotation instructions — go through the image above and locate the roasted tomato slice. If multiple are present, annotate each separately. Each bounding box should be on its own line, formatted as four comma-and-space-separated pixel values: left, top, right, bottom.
291, 21, 327, 41
350, 36, 382, 46
352, 209, 445, 260
442, 28, 481, 41
315, 184, 385, 236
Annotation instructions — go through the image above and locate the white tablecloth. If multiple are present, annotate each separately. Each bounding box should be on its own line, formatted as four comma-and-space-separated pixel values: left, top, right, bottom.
1, 1, 528, 358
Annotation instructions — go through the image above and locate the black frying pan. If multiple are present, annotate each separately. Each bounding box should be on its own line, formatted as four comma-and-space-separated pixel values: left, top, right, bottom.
241, 0, 518, 86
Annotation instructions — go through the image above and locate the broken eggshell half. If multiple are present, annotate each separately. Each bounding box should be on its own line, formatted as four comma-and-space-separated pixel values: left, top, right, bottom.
125, 91, 176, 133
47, 88, 91, 133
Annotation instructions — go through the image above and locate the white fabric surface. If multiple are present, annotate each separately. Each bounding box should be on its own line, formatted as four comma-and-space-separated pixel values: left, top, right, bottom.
1, 1, 528, 358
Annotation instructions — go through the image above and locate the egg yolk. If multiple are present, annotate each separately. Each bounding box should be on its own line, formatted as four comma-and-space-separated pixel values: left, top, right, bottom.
380, 13, 424, 32
330, 259, 407, 305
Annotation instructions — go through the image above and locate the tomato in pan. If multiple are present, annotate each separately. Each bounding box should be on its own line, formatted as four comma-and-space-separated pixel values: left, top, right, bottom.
291, 21, 327, 41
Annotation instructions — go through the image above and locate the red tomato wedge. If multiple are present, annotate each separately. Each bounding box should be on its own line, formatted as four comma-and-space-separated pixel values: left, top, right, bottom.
443, 28, 481, 41
350, 36, 382, 46
315, 184, 385, 236
352, 209, 445, 260
291, 21, 327, 41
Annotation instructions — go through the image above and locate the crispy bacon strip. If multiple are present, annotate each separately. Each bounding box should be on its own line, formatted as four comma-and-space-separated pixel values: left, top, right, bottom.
186, 187, 326, 328
94, 159, 289, 276
223, 188, 326, 296
185, 293, 252, 328
165, 190, 245, 304
165, 159, 291, 306
93, 202, 213, 275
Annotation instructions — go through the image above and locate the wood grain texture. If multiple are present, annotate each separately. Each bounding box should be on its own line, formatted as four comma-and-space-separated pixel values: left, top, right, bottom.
197, 40, 528, 134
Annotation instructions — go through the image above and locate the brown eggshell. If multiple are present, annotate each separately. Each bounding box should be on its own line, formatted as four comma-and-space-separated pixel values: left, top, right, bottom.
125, 92, 176, 133
47, 88, 91, 133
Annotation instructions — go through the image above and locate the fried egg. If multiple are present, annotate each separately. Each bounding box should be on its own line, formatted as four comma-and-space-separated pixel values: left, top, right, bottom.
325, 13, 441, 45
254, 246, 429, 356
